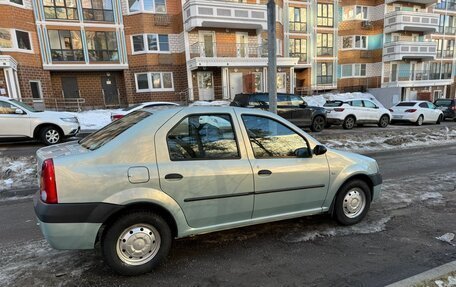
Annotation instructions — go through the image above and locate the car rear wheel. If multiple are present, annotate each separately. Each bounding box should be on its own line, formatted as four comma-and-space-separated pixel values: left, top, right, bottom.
311, 116, 325, 132
333, 180, 371, 225
416, 115, 424, 126
378, 115, 389, 128
39, 126, 62, 145
342, 116, 356, 130
101, 211, 172, 276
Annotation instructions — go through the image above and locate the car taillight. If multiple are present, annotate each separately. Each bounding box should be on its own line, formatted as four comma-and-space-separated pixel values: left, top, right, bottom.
40, 159, 57, 204
452, 106, 456, 111
389, 109, 394, 112
334, 108, 345, 112
405, 109, 417, 113
111, 114, 123, 121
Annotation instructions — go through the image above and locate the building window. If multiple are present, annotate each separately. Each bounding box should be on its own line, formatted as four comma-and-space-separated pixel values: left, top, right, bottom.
317, 33, 333, 56
317, 62, 333, 84
289, 38, 307, 62
135, 72, 174, 92
128, 0, 166, 13
82, 0, 114, 22
30, 81, 43, 100
9, 0, 23, 5
355, 36, 367, 49
277, 72, 286, 92
43, 0, 79, 20
341, 64, 367, 78
253, 72, 263, 92
356, 6, 368, 20
48, 30, 84, 61
317, 3, 333, 27
0, 29, 32, 51
86, 31, 118, 62
343, 6, 368, 20
132, 34, 170, 53
342, 35, 367, 49
288, 7, 306, 32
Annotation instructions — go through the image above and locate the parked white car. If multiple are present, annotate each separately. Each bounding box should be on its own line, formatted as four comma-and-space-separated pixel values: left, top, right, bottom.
390, 101, 444, 126
111, 102, 179, 121
0, 96, 80, 145
324, 99, 391, 129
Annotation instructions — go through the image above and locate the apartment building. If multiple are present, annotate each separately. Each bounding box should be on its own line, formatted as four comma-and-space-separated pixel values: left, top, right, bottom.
0, 0, 454, 109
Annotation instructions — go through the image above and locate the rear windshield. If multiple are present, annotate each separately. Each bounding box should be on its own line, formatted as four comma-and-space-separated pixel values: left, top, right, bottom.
324, 101, 344, 107
434, 100, 452, 107
79, 111, 151, 150
396, 102, 416, 107
122, 104, 141, 111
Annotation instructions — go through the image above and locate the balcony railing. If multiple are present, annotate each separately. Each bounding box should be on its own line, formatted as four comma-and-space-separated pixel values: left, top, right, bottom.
384, 69, 452, 84
437, 50, 455, 58
289, 52, 307, 63
189, 42, 268, 58
316, 47, 334, 57
289, 21, 307, 33
434, 1, 456, 10
438, 26, 456, 34
384, 11, 439, 34
383, 41, 437, 61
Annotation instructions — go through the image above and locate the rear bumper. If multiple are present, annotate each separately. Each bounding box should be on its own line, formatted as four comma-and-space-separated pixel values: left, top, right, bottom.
34, 192, 122, 249
391, 114, 417, 123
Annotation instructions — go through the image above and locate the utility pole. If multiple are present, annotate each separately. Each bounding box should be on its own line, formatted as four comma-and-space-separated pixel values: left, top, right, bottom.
267, 0, 277, 114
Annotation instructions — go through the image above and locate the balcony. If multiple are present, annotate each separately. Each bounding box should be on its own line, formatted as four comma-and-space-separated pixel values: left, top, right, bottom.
183, 0, 267, 32
289, 52, 307, 63
385, 0, 438, 5
438, 26, 456, 34
383, 69, 453, 88
436, 50, 455, 58
187, 42, 299, 70
384, 11, 439, 34
434, 1, 456, 11
383, 41, 437, 61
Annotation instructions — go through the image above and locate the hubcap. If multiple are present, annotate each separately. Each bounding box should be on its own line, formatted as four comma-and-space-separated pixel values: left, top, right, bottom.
314, 117, 324, 131
342, 188, 366, 218
45, 129, 60, 144
116, 224, 161, 266
346, 118, 354, 128
418, 117, 423, 125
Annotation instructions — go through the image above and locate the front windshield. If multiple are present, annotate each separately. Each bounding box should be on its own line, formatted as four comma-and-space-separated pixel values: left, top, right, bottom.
10, 99, 38, 112
79, 111, 151, 150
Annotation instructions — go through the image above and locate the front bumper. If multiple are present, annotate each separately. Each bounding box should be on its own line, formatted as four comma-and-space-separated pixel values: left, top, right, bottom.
60, 122, 80, 136
34, 192, 121, 249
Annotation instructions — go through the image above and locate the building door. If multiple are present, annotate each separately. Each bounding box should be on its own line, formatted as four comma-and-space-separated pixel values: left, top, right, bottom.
391, 64, 398, 82
410, 61, 417, 81
197, 71, 214, 100
61, 77, 79, 98
230, 72, 243, 99
101, 76, 119, 106
199, 32, 215, 57
236, 32, 248, 58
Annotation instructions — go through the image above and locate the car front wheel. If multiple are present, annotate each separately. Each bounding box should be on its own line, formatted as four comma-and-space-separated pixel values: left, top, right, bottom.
311, 116, 326, 132
101, 211, 172, 276
333, 180, 372, 225
40, 126, 62, 145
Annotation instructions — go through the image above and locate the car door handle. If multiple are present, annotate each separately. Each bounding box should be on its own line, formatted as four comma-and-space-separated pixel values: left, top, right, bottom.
258, 169, 272, 176
165, 173, 183, 180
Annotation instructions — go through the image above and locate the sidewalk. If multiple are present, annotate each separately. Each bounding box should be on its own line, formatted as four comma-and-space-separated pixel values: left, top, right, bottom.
386, 261, 456, 287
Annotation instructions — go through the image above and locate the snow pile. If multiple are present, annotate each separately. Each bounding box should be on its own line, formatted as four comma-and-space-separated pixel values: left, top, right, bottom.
190, 101, 231, 106
302, 92, 385, 108
0, 157, 36, 192
435, 274, 456, 287
72, 109, 117, 131
302, 95, 327, 107
436, 233, 455, 246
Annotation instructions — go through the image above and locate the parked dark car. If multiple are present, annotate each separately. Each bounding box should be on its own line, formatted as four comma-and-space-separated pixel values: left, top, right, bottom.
434, 99, 456, 121
230, 93, 327, 132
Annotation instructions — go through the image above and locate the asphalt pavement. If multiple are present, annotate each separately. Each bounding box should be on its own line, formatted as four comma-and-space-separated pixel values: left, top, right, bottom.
0, 139, 455, 286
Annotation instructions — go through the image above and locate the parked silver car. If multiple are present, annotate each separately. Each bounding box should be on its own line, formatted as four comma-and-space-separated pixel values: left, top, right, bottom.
34, 106, 382, 275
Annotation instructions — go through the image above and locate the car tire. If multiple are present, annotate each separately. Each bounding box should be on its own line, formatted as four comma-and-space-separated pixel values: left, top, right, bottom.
342, 116, 356, 130
436, 115, 442, 124
415, 115, 424, 126
333, 180, 372, 226
39, 126, 62, 145
311, 116, 326, 132
101, 211, 172, 276
378, 115, 389, 128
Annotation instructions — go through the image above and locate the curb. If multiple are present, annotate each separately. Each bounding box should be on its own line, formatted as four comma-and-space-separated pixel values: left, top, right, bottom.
0, 187, 38, 199
385, 261, 456, 287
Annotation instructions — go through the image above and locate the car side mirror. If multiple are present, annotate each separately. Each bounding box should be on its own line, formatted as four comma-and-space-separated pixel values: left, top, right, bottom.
313, 145, 327, 156
299, 103, 307, 108
294, 147, 310, 158
15, 108, 24, 115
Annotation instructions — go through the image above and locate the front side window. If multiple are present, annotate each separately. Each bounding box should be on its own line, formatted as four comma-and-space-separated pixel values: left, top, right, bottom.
82, 0, 114, 22
86, 31, 118, 61
317, 3, 334, 27
242, 115, 309, 158
363, 100, 377, 108
0, 101, 17, 114
48, 30, 84, 61
128, 0, 166, 13
135, 72, 174, 92
167, 114, 240, 160
44, 0, 78, 20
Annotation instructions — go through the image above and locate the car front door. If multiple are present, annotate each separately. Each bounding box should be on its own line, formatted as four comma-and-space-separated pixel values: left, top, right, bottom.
155, 112, 254, 228
0, 101, 31, 137
290, 95, 312, 127
427, 102, 441, 121
237, 113, 330, 218
350, 100, 366, 122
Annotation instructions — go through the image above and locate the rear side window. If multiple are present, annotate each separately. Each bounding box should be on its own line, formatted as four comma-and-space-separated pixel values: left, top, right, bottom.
435, 100, 452, 107
396, 102, 416, 107
419, 103, 428, 108
167, 114, 240, 161
79, 111, 151, 150
324, 101, 343, 107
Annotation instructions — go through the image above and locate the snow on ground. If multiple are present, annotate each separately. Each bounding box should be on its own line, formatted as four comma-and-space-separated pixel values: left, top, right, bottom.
72, 109, 118, 131
0, 156, 36, 192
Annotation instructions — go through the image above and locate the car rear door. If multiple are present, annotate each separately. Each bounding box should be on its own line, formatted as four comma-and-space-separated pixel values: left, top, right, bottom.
363, 100, 381, 122
236, 112, 330, 218
155, 110, 254, 228
0, 101, 31, 137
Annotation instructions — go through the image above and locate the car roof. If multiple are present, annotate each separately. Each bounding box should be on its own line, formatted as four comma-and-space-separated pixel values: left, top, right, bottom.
138, 101, 179, 106
141, 105, 282, 117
